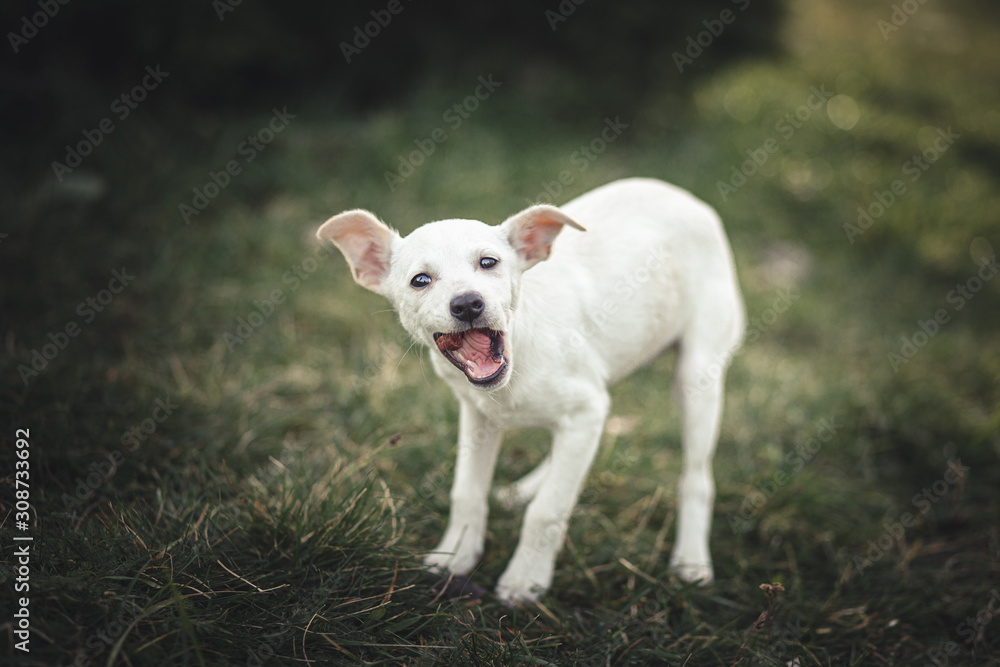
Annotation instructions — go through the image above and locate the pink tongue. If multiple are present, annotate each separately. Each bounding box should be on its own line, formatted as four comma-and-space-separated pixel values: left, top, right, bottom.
456, 330, 501, 378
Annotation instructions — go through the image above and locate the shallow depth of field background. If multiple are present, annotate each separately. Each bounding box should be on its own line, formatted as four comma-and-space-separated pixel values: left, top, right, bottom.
2, 0, 999, 665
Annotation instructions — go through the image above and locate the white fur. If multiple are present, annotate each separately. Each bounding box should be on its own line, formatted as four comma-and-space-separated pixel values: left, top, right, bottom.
317, 178, 744, 602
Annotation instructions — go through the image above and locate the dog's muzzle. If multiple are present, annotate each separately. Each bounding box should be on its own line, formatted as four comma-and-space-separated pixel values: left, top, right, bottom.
433, 328, 507, 387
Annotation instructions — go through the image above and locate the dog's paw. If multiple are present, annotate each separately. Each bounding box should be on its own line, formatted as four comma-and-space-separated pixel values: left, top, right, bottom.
495, 578, 545, 604
670, 561, 714, 584
424, 546, 481, 577
495, 563, 552, 604
423, 552, 450, 575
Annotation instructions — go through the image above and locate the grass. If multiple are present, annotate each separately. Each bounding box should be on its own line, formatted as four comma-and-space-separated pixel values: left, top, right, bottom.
3, 0, 1000, 664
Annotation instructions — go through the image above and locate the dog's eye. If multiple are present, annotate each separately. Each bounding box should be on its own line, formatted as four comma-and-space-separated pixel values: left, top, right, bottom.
480, 257, 498, 270
410, 273, 432, 289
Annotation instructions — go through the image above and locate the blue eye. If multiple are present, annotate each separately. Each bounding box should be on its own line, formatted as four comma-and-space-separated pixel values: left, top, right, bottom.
410, 273, 432, 289
480, 257, 498, 269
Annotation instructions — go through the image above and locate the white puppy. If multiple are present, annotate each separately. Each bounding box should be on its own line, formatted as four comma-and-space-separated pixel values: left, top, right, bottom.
317, 178, 744, 602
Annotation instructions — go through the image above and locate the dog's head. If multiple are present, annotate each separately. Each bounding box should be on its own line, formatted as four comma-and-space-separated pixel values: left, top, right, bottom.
316, 205, 584, 390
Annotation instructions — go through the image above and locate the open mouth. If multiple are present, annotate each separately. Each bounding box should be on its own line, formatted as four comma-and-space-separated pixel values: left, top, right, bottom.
433, 328, 507, 387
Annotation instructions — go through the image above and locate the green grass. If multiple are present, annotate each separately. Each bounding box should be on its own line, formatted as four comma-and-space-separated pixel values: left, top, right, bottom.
3, 1, 1000, 664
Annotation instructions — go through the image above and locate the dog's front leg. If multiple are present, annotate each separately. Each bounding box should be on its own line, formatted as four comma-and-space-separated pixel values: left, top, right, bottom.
424, 401, 502, 577
496, 395, 609, 603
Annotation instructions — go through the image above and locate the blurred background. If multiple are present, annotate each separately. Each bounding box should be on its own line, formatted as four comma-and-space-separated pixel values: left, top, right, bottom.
2, 0, 999, 664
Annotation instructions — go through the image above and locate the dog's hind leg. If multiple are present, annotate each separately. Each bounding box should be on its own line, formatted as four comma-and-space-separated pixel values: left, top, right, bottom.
496, 455, 552, 509
669, 342, 732, 583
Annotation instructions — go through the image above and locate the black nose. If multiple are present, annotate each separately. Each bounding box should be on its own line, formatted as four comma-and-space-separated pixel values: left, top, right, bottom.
450, 292, 485, 324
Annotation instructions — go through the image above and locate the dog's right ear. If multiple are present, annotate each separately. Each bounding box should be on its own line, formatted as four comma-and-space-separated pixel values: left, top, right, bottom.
316, 210, 399, 293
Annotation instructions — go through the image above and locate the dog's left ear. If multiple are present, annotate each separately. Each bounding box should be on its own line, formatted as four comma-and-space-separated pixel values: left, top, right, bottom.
501, 205, 586, 269
316, 210, 399, 294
